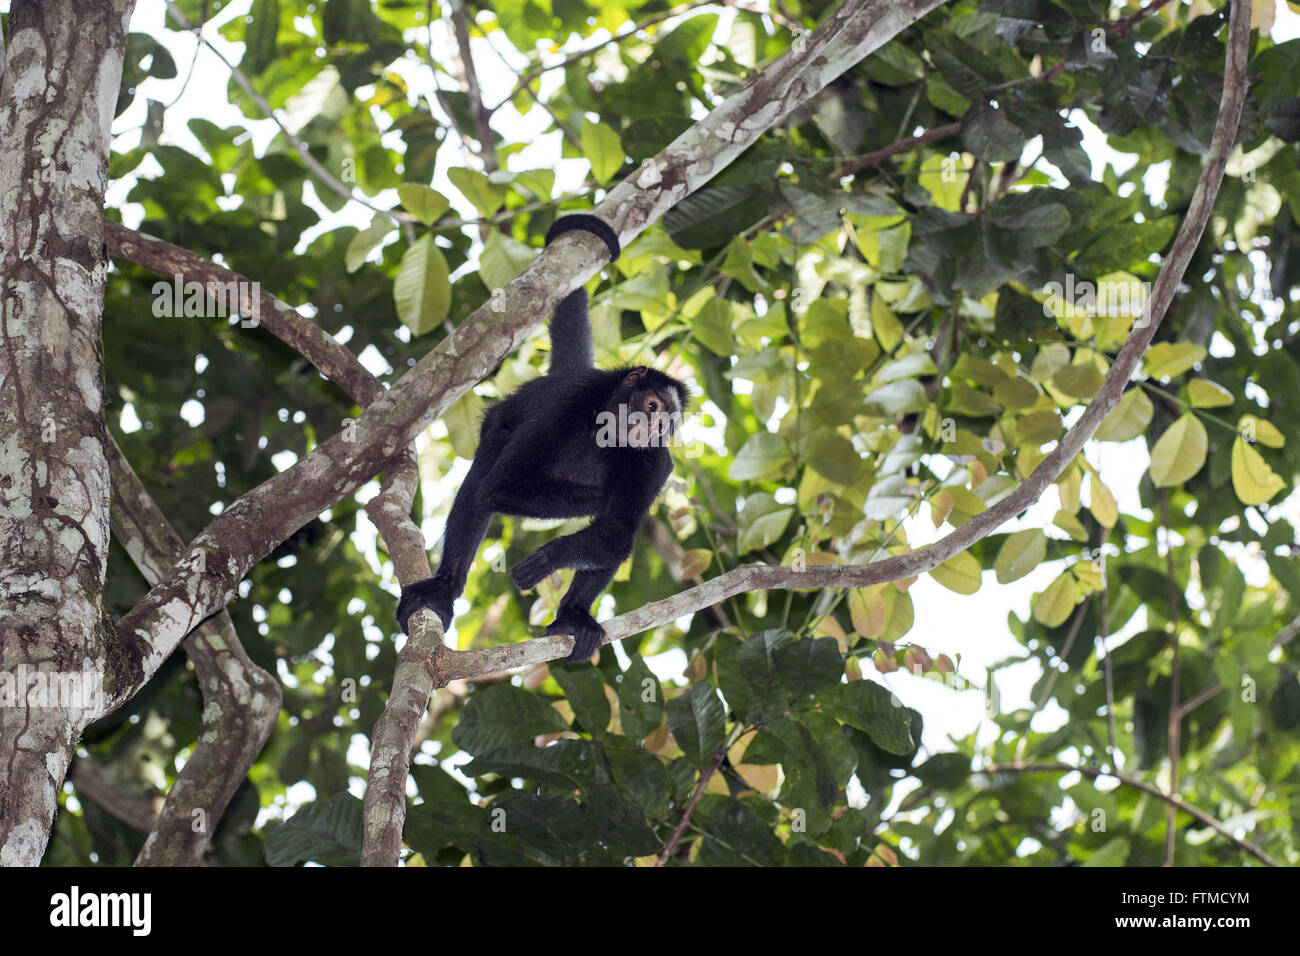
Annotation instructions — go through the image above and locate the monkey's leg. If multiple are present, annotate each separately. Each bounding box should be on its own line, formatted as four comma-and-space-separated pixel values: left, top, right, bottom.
548, 567, 618, 661
395, 419, 513, 635
509, 518, 635, 591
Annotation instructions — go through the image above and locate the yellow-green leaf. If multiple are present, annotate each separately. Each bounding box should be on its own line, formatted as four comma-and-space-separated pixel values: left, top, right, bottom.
1148, 413, 1207, 488
929, 551, 982, 594
345, 214, 394, 273
1231, 438, 1285, 505
1094, 388, 1153, 442
1237, 414, 1285, 448
1187, 378, 1233, 408
1052, 363, 1104, 399
870, 293, 904, 351
1143, 342, 1206, 379
849, 587, 887, 639
1033, 571, 1081, 627
581, 119, 625, 182
1057, 464, 1082, 514
1088, 474, 1118, 528
1053, 509, 1088, 541
995, 529, 1047, 584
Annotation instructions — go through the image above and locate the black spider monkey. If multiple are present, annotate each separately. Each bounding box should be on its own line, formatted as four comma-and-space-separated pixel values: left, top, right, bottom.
396, 214, 688, 662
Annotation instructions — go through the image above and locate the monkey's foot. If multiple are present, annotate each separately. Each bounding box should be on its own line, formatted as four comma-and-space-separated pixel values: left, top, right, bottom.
510, 550, 553, 591
547, 612, 605, 663
396, 577, 454, 635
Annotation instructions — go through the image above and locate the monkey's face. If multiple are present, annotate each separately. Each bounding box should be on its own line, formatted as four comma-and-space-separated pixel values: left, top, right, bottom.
615, 367, 682, 448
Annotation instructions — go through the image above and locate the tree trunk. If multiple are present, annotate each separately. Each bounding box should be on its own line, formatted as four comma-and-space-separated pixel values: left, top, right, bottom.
0, 0, 135, 865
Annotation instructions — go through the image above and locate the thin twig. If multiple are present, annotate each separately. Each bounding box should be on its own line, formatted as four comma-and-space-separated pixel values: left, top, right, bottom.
834, 122, 962, 178
1105, 0, 1177, 35
1177, 612, 1300, 719
1096, 527, 1118, 766
1159, 489, 1181, 866
978, 763, 1278, 867
448, 0, 498, 174
656, 738, 732, 866
493, 0, 717, 112
1034, 596, 1092, 710
161, 0, 416, 228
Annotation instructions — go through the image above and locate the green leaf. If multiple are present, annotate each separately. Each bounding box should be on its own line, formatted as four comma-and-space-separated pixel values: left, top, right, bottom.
729, 432, 789, 481
265, 793, 362, 867
396, 183, 450, 225
1143, 342, 1206, 379
1052, 509, 1088, 541
1238, 414, 1285, 448
1187, 378, 1233, 408
1094, 388, 1153, 441
1033, 571, 1081, 627
448, 167, 506, 215
451, 683, 566, 754
929, 550, 982, 594
479, 231, 536, 290
1052, 363, 1104, 400
1148, 413, 1208, 488
549, 665, 612, 738
825, 681, 917, 754
617, 655, 664, 743
802, 429, 860, 485
876, 352, 937, 383
443, 389, 484, 459
864, 379, 928, 415
995, 529, 1047, 584
242, 0, 281, 76
1231, 437, 1285, 505
344, 214, 393, 273
581, 119, 625, 182
737, 492, 794, 554
666, 683, 726, 767
1089, 473, 1118, 528
394, 234, 450, 335
692, 296, 734, 355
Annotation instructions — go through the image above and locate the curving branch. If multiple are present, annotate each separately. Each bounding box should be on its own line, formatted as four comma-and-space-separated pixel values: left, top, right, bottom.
107, 436, 281, 866
67, 759, 160, 835
104, 223, 385, 406
359, 446, 444, 866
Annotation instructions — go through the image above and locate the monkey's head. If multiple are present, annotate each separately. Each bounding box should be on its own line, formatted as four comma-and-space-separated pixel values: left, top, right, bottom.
607, 366, 688, 449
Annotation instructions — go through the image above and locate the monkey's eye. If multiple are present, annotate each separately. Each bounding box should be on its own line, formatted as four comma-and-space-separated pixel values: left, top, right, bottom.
646, 398, 660, 414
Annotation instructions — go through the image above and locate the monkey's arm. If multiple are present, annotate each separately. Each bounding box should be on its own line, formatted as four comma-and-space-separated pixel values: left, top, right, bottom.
510, 451, 670, 590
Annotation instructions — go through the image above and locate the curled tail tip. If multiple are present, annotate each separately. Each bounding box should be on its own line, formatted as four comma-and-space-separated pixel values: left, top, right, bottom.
545, 214, 620, 262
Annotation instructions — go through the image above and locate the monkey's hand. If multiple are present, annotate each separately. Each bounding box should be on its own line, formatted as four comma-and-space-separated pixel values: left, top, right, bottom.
396, 577, 454, 636
547, 609, 606, 663
510, 546, 557, 592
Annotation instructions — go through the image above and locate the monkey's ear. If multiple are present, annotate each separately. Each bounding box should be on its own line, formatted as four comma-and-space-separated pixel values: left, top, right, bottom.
622, 367, 648, 386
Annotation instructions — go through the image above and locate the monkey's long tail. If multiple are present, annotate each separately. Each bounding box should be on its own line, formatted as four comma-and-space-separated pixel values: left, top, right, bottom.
543, 214, 621, 374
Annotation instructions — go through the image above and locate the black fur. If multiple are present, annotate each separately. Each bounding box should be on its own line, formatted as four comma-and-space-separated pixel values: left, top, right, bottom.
396, 215, 687, 662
